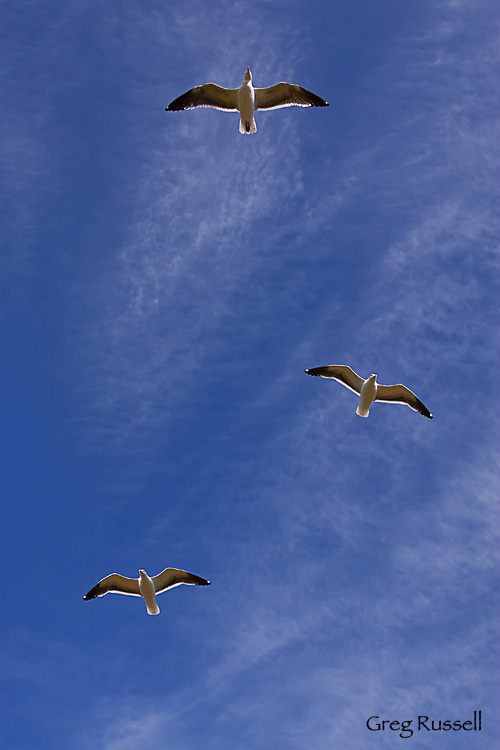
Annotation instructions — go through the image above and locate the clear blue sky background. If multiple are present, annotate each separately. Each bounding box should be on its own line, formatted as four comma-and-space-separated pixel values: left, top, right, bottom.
1, 1, 499, 748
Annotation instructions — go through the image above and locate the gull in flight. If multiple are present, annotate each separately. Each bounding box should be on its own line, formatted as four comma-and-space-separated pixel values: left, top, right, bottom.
83, 567, 211, 615
165, 67, 328, 134
305, 365, 433, 419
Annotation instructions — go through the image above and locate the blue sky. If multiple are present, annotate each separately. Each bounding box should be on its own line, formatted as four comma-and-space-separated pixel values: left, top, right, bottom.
1, 1, 499, 748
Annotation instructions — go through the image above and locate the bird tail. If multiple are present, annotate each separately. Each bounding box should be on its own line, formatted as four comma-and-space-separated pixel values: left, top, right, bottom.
356, 406, 370, 418
146, 603, 160, 615
239, 117, 257, 134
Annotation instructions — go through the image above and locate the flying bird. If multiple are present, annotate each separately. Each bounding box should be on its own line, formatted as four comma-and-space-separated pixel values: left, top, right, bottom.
305, 365, 433, 419
83, 567, 211, 615
165, 67, 328, 134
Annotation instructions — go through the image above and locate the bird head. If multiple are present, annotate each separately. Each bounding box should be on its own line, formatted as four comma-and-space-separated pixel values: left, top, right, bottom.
139, 569, 146, 578
245, 68, 252, 81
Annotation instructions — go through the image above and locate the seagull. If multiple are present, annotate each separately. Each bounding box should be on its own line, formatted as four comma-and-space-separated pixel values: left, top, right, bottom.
305, 365, 433, 419
165, 67, 328, 134
83, 567, 211, 615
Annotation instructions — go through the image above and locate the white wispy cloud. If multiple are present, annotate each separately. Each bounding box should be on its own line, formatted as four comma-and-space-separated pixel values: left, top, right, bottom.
74, 4, 500, 746
4, 2, 498, 749
74, 425, 498, 749
67, 2, 328, 459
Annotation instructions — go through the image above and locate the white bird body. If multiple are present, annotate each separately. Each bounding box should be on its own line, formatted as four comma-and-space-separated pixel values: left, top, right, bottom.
138, 569, 160, 616
305, 364, 433, 419
237, 69, 256, 134
166, 68, 328, 134
84, 566, 211, 616
357, 374, 378, 418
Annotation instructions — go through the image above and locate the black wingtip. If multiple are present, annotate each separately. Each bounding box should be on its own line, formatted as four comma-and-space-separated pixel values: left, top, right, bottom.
191, 575, 211, 586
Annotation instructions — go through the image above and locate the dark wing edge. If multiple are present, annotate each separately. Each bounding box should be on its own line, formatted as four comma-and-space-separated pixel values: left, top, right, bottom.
83, 582, 106, 601
375, 385, 433, 419
165, 84, 238, 112
153, 568, 211, 594
405, 394, 433, 419
305, 365, 363, 394
83, 574, 140, 600
413, 400, 433, 418
305, 366, 335, 377
255, 83, 328, 111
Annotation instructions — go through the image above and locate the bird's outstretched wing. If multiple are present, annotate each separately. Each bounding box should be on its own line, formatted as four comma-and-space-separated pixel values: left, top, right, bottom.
375, 384, 433, 418
305, 365, 364, 395
254, 83, 328, 111
166, 84, 239, 112
83, 574, 141, 600
152, 568, 211, 594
